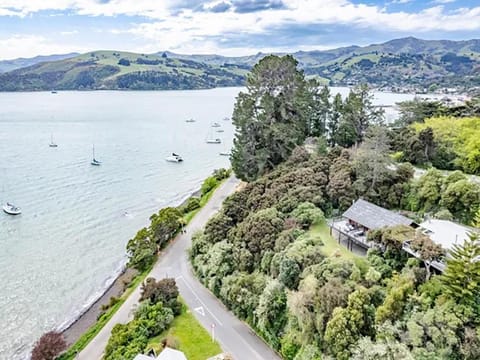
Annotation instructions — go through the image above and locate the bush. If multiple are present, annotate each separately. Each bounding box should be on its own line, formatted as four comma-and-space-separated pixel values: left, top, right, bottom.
213, 168, 230, 181
31, 331, 67, 360
201, 176, 218, 196
118, 58, 131, 66
180, 197, 200, 214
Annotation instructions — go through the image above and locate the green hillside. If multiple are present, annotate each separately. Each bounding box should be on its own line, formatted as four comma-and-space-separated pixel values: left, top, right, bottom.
1, 37, 479, 91
0, 51, 247, 91
163, 37, 480, 91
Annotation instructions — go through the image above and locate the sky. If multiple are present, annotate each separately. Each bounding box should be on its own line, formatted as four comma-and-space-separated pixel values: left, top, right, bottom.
0, 0, 479, 60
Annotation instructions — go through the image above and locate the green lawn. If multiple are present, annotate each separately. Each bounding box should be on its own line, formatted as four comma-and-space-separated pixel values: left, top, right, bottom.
308, 221, 359, 260
147, 303, 222, 360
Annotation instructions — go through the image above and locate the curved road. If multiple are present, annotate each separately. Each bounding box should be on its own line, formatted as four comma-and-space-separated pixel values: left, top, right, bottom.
78, 176, 280, 360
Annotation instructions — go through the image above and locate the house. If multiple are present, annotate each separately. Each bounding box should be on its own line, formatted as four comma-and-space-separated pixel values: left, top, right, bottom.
330, 199, 417, 251
331, 199, 477, 272
417, 219, 472, 252
403, 219, 475, 272
157, 348, 188, 360
134, 348, 187, 360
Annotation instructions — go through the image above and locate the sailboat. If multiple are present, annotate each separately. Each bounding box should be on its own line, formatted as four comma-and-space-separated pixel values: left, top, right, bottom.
49, 133, 58, 147
91, 145, 101, 166
205, 127, 221, 144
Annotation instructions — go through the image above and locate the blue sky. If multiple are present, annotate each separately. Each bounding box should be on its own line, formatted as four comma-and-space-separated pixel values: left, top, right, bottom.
0, 0, 479, 59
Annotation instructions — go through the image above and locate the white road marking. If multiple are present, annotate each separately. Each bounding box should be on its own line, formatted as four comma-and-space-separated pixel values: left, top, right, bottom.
177, 275, 224, 326
194, 306, 205, 316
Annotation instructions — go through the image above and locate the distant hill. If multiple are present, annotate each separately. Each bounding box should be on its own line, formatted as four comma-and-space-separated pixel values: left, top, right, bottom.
160, 37, 480, 91
1, 37, 479, 91
0, 51, 247, 91
0, 53, 79, 73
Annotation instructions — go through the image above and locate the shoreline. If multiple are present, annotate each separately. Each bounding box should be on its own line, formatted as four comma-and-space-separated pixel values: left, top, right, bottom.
60, 187, 202, 346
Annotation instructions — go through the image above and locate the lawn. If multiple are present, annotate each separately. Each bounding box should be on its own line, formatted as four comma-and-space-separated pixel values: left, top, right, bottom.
147, 303, 222, 360
308, 220, 359, 260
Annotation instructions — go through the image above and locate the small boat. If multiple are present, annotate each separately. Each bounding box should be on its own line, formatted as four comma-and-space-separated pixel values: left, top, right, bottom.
166, 153, 183, 162
219, 151, 231, 156
3, 202, 21, 215
49, 133, 58, 147
216, 129, 224, 133
91, 145, 101, 166
206, 138, 222, 144
185, 118, 196, 123
51, 90, 58, 94
211, 122, 221, 128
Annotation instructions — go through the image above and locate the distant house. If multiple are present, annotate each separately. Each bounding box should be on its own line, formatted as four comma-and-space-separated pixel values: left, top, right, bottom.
134, 348, 187, 360
330, 199, 417, 250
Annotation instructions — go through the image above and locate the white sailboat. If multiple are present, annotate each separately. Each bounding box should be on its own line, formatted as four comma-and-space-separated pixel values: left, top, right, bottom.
205, 127, 221, 144
91, 145, 101, 166
49, 133, 58, 147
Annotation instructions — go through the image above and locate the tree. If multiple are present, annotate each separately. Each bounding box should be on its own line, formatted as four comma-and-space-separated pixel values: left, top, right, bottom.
440, 179, 480, 223
328, 93, 343, 146
31, 331, 67, 360
410, 232, 445, 280
118, 58, 131, 66
126, 228, 156, 271
418, 127, 435, 162
140, 277, 179, 311
308, 84, 331, 137
352, 337, 413, 360
231, 55, 313, 181
324, 287, 375, 360
150, 207, 182, 247
327, 150, 355, 210
256, 279, 288, 349
353, 126, 392, 197
290, 202, 324, 229
340, 85, 384, 148
441, 231, 480, 308
396, 98, 444, 126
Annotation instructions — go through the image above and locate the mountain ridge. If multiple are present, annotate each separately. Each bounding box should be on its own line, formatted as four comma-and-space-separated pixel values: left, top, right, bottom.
1, 37, 479, 91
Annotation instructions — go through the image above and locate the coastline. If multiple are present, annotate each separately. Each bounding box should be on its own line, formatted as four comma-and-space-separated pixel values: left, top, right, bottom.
60, 187, 203, 346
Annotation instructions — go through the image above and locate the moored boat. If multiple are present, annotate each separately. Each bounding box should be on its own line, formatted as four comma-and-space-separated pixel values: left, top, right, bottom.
166, 153, 183, 162
91, 145, 101, 166
3, 203, 21, 215
211, 122, 221, 127
206, 138, 222, 144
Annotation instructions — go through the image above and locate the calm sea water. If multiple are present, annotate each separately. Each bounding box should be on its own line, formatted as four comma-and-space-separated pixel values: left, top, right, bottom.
0, 87, 419, 359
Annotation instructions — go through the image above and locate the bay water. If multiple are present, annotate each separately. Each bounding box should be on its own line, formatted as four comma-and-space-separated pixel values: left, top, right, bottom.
0, 86, 421, 359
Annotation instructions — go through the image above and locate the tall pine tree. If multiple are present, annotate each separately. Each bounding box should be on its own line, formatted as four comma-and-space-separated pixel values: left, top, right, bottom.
231, 55, 313, 181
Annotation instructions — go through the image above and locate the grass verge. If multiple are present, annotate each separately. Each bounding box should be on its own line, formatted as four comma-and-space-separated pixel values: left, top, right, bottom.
147, 301, 222, 360
58, 176, 228, 359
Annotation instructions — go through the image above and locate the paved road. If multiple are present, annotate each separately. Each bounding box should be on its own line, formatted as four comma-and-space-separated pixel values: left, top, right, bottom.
78, 176, 280, 360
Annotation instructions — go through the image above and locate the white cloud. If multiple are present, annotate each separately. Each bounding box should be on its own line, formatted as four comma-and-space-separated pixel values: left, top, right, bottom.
0, 35, 86, 59
0, 0, 479, 57
60, 30, 79, 36
432, 0, 456, 4
105, 0, 480, 55
391, 0, 414, 4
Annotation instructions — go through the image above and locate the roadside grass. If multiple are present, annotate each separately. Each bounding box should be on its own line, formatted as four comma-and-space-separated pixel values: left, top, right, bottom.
58, 176, 228, 359
147, 302, 222, 360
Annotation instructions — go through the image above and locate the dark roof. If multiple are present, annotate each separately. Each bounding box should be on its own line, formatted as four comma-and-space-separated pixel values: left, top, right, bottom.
343, 199, 413, 230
